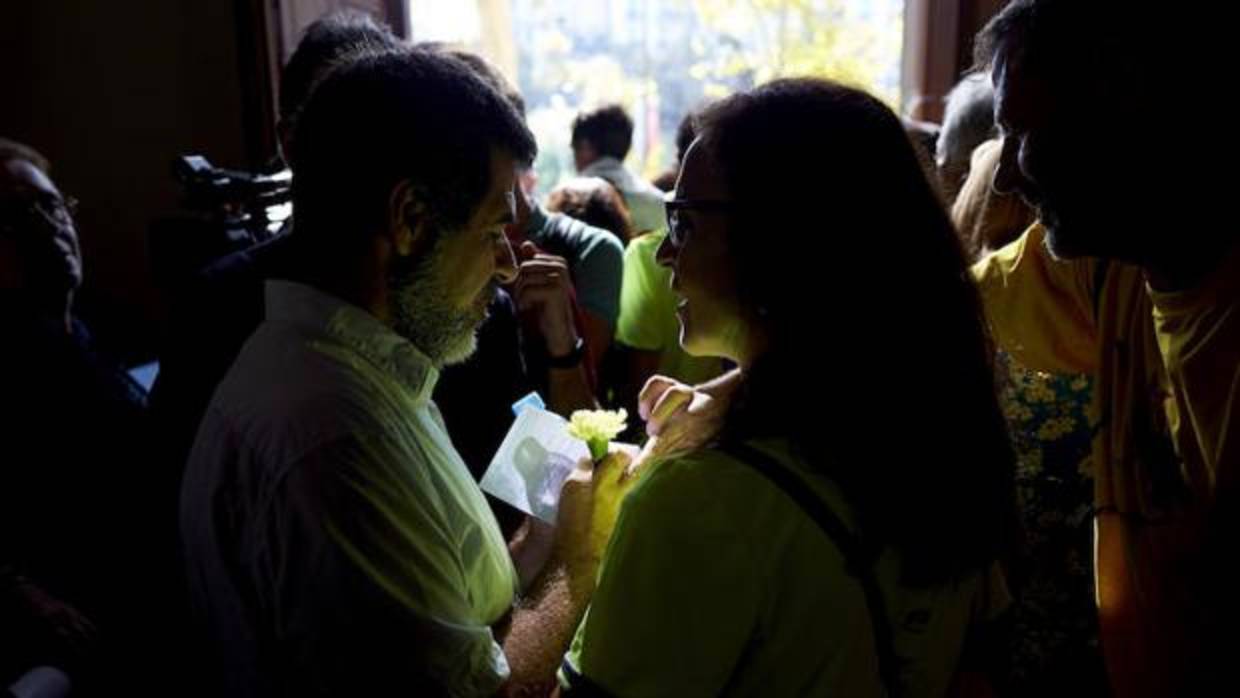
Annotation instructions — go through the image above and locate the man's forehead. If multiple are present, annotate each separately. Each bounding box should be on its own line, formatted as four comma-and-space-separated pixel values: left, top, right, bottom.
476, 179, 515, 226
481, 151, 518, 212
489, 147, 517, 178
993, 42, 1069, 130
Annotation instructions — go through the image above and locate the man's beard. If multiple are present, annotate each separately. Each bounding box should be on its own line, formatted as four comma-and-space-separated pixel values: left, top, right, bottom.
388, 233, 494, 368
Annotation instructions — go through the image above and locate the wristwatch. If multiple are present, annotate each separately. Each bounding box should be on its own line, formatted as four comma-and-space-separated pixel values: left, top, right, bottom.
547, 336, 585, 369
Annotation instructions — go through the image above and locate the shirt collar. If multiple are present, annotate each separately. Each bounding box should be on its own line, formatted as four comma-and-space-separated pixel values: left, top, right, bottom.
265, 279, 440, 402
580, 156, 632, 188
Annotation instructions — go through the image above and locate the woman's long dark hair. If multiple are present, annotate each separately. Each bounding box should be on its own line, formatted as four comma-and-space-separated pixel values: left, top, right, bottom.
699, 78, 1016, 587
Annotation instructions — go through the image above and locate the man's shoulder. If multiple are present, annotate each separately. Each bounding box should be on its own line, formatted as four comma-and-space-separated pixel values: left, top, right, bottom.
539, 211, 623, 261
194, 232, 296, 291
619, 182, 666, 234
626, 178, 667, 204
209, 322, 379, 439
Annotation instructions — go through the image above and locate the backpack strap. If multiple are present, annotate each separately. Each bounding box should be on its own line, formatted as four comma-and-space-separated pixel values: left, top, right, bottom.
722, 440, 901, 696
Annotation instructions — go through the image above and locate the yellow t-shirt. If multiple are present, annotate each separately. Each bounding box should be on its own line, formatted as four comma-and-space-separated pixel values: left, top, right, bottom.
972, 224, 1240, 693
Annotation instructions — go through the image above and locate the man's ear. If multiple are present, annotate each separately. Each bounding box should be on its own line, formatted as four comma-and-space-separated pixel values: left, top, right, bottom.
387, 179, 434, 258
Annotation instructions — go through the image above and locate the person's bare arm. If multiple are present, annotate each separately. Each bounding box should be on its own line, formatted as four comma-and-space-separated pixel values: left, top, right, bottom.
507, 517, 555, 593
496, 449, 638, 693
513, 243, 599, 416
579, 310, 614, 380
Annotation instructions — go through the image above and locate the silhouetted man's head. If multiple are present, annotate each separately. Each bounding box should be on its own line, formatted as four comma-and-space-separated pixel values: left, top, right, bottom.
291, 49, 536, 366
0, 139, 82, 316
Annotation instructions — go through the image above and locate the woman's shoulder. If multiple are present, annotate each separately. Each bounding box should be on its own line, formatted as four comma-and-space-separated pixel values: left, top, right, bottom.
633, 442, 780, 499
626, 440, 856, 537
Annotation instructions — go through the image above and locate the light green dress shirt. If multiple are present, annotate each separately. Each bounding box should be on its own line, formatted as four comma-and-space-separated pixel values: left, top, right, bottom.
181, 280, 517, 697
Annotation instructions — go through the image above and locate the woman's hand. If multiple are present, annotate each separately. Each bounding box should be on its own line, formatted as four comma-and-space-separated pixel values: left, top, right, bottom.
638, 369, 741, 459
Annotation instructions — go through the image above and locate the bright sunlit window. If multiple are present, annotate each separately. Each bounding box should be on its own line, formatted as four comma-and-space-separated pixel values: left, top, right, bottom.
407, 0, 904, 196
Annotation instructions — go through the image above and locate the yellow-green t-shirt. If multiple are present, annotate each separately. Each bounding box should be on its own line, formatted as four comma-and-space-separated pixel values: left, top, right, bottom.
562, 439, 1005, 697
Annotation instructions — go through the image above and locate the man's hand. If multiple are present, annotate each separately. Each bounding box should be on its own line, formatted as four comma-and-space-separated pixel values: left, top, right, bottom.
512, 242, 579, 357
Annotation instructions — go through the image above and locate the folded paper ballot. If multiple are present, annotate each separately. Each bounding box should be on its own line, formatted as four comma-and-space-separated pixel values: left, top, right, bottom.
480, 406, 591, 523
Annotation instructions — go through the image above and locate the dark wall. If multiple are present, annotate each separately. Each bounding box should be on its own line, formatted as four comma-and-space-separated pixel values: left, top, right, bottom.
0, 0, 252, 362
903, 0, 1012, 122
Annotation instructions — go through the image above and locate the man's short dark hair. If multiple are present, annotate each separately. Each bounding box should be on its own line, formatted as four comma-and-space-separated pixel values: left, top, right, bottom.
0, 138, 50, 174
571, 104, 633, 160
974, 1, 1144, 83
439, 49, 526, 118
279, 10, 402, 124
291, 48, 536, 249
